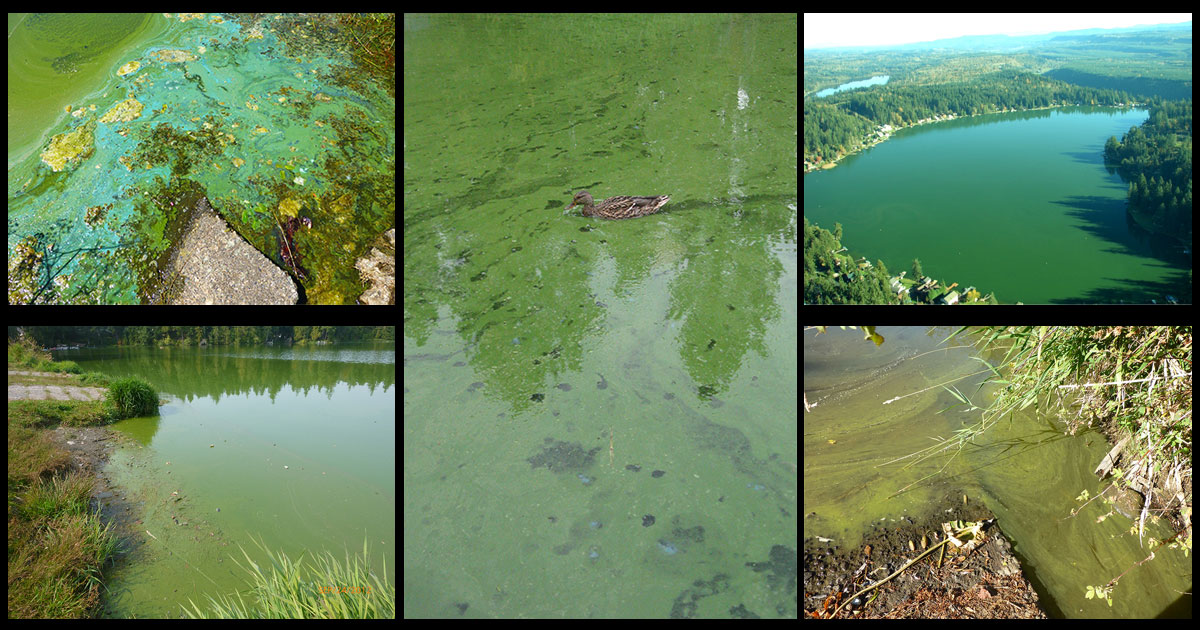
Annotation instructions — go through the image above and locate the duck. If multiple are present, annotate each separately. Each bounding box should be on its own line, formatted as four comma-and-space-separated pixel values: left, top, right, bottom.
566, 190, 670, 220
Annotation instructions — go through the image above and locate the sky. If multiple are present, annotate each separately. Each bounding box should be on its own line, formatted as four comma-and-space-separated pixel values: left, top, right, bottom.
804, 13, 1192, 50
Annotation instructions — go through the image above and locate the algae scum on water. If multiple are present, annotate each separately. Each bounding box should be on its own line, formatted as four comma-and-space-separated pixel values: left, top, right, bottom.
8, 13, 395, 304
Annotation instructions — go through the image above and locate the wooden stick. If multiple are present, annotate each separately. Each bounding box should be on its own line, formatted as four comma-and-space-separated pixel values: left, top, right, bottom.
145, 530, 159, 541
609, 428, 614, 467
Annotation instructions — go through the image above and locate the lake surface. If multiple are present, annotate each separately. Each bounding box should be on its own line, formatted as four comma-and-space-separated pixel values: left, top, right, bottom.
804, 107, 1190, 304
54, 343, 395, 617
814, 75, 889, 98
804, 327, 1191, 618
405, 387, 797, 617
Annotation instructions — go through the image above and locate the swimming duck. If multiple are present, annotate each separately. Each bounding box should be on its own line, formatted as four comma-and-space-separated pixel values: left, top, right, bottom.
567, 190, 670, 220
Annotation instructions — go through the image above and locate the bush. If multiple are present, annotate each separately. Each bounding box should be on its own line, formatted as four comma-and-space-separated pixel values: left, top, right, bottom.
49, 360, 82, 374
105, 377, 160, 419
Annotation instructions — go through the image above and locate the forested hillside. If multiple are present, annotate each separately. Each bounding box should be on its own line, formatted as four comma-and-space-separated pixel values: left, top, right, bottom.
1104, 100, 1193, 244
805, 71, 1136, 168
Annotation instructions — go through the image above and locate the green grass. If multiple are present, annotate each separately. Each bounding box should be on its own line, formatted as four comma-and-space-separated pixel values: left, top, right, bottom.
182, 536, 394, 619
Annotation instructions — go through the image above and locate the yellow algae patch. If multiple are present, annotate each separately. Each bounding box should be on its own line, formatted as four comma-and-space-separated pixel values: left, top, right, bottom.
253, 126, 269, 134
117, 60, 140, 76
40, 123, 96, 172
231, 157, 245, 168
246, 26, 264, 40
245, 100, 259, 111
278, 197, 302, 218
197, 45, 206, 54
176, 13, 205, 22
99, 98, 144, 123
152, 49, 198, 63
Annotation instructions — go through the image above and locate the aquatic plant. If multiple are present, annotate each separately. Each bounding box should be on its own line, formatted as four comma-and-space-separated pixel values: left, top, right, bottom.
105, 376, 160, 419
181, 535, 393, 619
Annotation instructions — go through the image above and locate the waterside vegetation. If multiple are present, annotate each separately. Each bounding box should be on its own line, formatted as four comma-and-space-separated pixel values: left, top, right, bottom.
878, 326, 1191, 607
8, 339, 130, 618
804, 217, 999, 305
181, 535, 394, 619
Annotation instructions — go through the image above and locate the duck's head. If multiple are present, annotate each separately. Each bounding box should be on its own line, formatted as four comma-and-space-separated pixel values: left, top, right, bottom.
566, 190, 593, 211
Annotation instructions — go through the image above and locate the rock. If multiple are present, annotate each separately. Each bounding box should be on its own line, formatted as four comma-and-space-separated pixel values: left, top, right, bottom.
165, 196, 298, 304
355, 228, 395, 305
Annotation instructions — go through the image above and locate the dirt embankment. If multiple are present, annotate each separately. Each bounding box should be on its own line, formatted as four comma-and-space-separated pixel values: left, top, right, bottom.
805, 498, 1047, 619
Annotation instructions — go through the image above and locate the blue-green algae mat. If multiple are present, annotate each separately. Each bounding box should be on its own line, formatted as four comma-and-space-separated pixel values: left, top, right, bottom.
7, 13, 395, 304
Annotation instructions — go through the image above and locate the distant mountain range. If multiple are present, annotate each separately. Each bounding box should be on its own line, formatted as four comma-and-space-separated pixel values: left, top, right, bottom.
807, 20, 1191, 53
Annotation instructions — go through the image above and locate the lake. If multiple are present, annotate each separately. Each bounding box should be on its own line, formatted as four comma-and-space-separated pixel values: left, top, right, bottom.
814, 75, 890, 98
804, 106, 1190, 304
53, 342, 395, 617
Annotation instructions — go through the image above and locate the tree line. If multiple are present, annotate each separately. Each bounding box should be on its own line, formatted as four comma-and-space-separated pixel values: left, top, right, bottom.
8, 326, 396, 347
1104, 99, 1193, 244
805, 70, 1137, 165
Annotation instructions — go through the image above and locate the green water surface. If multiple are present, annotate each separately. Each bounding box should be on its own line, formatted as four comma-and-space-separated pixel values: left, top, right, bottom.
56, 343, 396, 618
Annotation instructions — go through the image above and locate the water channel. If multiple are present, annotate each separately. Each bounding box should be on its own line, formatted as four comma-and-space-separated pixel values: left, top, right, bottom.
803, 326, 1190, 618
804, 107, 1191, 304
54, 342, 396, 617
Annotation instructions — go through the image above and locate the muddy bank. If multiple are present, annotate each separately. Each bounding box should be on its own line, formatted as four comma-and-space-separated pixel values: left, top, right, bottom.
804, 496, 1047, 618
47, 425, 148, 556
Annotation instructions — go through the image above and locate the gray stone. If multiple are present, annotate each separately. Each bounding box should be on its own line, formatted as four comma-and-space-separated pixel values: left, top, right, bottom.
166, 197, 298, 304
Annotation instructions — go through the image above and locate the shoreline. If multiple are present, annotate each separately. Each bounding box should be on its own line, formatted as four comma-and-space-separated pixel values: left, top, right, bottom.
804, 103, 1145, 174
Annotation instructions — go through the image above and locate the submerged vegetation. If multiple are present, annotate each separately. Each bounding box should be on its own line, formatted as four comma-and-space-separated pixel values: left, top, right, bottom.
874, 326, 1192, 605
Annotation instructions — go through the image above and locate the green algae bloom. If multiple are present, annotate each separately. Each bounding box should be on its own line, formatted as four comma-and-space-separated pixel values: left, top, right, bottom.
40, 122, 96, 172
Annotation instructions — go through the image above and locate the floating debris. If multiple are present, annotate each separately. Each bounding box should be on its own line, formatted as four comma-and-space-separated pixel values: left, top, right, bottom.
151, 49, 198, 63
98, 98, 145, 123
